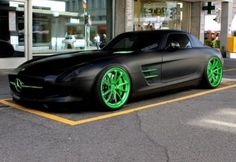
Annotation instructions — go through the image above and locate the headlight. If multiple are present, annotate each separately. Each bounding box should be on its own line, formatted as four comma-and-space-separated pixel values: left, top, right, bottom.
44, 75, 57, 84
63, 70, 80, 82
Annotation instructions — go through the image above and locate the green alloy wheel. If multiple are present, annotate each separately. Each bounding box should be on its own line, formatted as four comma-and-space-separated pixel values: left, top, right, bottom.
99, 67, 131, 110
205, 56, 223, 88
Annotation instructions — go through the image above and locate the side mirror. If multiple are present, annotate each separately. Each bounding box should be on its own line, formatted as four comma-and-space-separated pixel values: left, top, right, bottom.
0, 40, 15, 57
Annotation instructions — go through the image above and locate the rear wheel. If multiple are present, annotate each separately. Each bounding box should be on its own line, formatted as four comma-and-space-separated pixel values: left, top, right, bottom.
203, 56, 223, 88
96, 66, 131, 110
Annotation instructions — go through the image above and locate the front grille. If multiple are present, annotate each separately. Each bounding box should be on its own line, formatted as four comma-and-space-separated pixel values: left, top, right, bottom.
9, 74, 64, 99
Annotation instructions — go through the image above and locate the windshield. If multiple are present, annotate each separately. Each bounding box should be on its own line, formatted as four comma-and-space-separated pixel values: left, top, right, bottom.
103, 32, 163, 52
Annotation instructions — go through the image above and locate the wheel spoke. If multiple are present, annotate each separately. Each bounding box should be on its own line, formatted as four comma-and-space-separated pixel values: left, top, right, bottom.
209, 76, 214, 82
208, 71, 213, 77
216, 71, 222, 75
117, 87, 127, 92
114, 70, 118, 81
105, 74, 112, 85
106, 92, 113, 102
209, 73, 214, 80
115, 72, 122, 83
213, 68, 220, 72
103, 79, 110, 86
116, 91, 122, 99
110, 73, 115, 82
213, 59, 217, 68
102, 89, 111, 96
213, 75, 217, 81
113, 91, 117, 103
107, 73, 114, 83
117, 82, 128, 87
209, 62, 214, 70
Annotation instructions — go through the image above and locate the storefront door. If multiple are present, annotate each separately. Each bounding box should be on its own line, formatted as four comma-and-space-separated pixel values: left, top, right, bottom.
0, 0, 31, 69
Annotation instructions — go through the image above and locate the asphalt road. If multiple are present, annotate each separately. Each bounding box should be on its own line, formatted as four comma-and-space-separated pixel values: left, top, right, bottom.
0, 58, 236, 162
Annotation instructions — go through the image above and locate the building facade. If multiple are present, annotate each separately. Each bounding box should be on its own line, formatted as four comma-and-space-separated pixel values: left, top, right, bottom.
0, 0, 234, 69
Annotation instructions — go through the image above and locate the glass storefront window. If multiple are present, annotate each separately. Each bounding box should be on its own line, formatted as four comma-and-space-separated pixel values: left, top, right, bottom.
134, 0, 183, 31
0, 0, 25, 58
32, 0, 107, 56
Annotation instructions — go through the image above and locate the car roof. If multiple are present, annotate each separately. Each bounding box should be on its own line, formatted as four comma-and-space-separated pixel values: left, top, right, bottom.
112, 30, 203, 48
124, 30, 189, 36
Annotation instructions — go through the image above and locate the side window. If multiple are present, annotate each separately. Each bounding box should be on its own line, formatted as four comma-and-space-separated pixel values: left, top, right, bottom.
166, 34, 192, 49
190, 35, 204, 47
112, 37, 136, 49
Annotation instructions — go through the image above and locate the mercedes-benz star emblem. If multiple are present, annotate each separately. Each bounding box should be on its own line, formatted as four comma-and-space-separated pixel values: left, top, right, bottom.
15, 78, 24, 92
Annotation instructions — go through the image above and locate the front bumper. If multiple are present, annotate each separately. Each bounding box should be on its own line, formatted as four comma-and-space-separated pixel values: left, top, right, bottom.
12, 93, 83, 103
8, 74, 93, 104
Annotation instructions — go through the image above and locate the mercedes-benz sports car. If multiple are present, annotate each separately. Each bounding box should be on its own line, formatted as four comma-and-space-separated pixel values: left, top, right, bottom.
8, 30, 223, 110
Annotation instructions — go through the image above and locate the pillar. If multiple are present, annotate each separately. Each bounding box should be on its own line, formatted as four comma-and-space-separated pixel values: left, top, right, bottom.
125, 0, 134, 32
106, 0, 113, 41
114, 0, 133, 36
220, 1, 233, 56
190, 1, 205, 43
182, 2, 191, 32
26, 0, 32, 60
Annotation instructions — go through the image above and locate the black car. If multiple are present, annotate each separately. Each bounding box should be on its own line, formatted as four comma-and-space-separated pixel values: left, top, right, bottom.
8, 30, 223, 110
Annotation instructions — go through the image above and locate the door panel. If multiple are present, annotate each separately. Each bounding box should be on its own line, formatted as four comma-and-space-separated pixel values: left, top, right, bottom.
161, 49, 200, 82
161, 33, 200, 83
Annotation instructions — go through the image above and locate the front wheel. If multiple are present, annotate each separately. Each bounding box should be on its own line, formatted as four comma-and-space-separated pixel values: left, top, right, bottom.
202, 56, 223, 88
95, 66, 131, 110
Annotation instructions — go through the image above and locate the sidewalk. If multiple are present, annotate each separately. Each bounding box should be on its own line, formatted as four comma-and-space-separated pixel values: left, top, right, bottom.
0, 69, 12, 99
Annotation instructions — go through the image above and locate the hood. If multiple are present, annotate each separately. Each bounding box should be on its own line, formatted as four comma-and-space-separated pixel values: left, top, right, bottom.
16, 50, 114, 76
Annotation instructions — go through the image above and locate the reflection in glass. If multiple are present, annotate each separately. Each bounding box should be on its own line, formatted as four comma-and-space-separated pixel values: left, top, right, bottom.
134, 1, 183, 31
0, 0, 25, 58
32, 0, 107, 56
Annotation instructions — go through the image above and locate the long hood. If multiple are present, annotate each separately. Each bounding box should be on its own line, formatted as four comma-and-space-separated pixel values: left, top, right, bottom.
16, 51, 113, 76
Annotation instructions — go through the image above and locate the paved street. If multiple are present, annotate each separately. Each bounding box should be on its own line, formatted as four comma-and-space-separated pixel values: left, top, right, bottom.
0, 58, 236, 162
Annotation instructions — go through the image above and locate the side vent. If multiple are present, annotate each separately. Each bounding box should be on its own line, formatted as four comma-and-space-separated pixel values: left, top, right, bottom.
142, 65, 160, 84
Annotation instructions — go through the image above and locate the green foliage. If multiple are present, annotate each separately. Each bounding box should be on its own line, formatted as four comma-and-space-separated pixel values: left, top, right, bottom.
204, 40, 212, 47
204, 40, 220, 49
212, 40, 220, 48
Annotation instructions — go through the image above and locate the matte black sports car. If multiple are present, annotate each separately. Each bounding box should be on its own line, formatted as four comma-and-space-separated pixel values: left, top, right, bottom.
8, 30, 223, 110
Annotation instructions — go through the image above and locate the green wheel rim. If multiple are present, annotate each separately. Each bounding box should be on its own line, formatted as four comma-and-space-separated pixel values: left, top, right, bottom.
100, 67, 131, 109
207, 57, 223, 87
